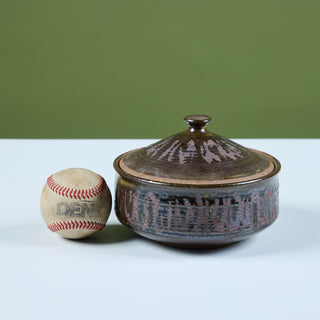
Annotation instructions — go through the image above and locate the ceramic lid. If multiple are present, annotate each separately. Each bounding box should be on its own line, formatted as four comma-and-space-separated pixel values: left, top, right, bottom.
114, 115, 280, 186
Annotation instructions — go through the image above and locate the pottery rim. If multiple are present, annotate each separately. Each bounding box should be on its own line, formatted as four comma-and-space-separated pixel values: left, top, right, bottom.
113, 148, 281, 189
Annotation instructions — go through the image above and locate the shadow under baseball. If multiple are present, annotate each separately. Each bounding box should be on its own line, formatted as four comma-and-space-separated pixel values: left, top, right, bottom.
74, 223, 139, 244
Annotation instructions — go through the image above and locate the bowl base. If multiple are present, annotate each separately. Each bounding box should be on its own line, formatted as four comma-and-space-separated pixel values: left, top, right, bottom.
136, 230, 251, 249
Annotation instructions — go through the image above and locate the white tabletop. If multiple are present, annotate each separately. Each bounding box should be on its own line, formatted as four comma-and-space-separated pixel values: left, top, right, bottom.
0, 139, 319, 320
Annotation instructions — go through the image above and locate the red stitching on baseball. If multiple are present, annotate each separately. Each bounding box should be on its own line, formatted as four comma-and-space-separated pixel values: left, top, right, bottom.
47, 220, 105, 232
47, 175, 107, 200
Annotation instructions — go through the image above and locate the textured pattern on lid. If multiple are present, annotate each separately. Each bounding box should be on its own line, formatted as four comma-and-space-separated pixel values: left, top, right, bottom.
117, 115, 274, 185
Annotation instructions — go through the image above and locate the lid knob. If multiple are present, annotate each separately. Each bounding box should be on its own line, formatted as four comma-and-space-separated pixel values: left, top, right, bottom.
184, 114, 212, 132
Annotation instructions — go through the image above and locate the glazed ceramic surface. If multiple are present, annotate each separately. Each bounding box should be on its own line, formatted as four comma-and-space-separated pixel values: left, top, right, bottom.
114, 115, 281, 247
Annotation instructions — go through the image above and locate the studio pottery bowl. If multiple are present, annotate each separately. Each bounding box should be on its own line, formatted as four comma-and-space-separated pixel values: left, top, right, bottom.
113, 115, 281, 247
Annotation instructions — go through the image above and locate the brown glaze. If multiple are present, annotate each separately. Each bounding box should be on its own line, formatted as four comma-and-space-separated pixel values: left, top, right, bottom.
113, 114, 281, 247
120, 115, 272, 183
117, 149, 275, 186
115, 175, 279, 247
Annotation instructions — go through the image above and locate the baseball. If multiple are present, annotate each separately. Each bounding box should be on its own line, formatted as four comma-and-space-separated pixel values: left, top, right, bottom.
40, 168, 112, 239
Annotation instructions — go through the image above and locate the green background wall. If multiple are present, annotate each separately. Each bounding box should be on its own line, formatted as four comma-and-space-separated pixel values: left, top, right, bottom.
1, 1, 319, 138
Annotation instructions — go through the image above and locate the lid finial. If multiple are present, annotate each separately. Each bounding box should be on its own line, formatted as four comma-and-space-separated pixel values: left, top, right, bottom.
184, 115, 212, 132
